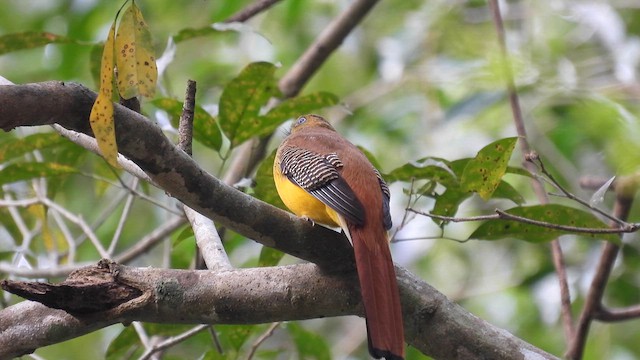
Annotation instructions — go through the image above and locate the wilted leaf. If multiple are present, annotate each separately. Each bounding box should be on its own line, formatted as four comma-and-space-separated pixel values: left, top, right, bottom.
152, 98, 223, 151
90, 21, 118, 168
590, 176, 615, 206
115, 1, 157, 99
0, 31, 71, 55
470, 204, 619, 244
218, 62, 278, 148
461, 137, 517, 200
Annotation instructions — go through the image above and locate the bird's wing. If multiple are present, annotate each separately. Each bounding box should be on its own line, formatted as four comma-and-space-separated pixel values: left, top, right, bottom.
374, 168, 392, 230
279, 146, 365, 226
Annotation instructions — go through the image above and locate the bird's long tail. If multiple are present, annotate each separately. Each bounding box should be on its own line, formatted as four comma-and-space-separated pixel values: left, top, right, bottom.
349, 224, 404, 360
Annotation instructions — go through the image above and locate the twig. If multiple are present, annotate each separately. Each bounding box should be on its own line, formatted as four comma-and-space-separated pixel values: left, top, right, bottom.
108, 177, 139, 255
184, 208, 232, 270
528, 154, 627, 226
246, 322, 281, 360
488, 0, 575, 341
175, 81, 233, 271
114, 215, 186, 264
410, 208, 638, 235
0, 216, 185, 278
593, 304, 640, 322
224, 0, 284, 23
278, 0, 380, 98
138, 325, 210, 360
53, 125, 153, 183
566, 189, 636, 359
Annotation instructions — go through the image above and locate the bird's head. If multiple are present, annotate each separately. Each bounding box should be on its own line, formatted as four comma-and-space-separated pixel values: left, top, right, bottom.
290, 114, 336, 133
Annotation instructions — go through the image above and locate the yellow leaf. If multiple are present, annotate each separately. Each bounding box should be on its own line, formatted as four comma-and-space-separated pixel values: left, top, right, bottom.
116, 2, 157, 99
90, 21, 119, 168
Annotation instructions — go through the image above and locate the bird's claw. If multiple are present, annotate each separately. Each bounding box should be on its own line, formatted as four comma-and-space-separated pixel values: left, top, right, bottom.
300, 215, 315, 226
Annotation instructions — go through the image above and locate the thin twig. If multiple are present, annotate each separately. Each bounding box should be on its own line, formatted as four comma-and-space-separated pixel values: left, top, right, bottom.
488, 0, 575, 341
138, 325, 211, 360
529, 155, 627, 226
593, 304, 640, 322
224, 0, 283, 23
246, 322, 281, 360
108, 177, 139, 255
410, 208, 638, 235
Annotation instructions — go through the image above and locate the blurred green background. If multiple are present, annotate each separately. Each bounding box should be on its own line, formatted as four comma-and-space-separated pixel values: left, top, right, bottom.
1, 0, 640, 359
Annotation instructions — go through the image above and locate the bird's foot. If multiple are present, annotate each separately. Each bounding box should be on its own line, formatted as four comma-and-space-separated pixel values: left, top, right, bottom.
300, 215, 315, 226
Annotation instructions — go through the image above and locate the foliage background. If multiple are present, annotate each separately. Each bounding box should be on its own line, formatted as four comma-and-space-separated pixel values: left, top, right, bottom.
1, 0, 640, 359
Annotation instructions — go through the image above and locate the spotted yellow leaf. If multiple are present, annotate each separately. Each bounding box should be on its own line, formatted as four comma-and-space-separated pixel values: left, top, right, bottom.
115, 1, 157, 99
89, 21, 119, 168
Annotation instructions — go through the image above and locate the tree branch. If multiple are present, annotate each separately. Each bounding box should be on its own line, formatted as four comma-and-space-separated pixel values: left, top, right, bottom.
278, 0, 380, 97
566, 185, 636, 359
0, 81, 355, 272
0, 261, 558, 360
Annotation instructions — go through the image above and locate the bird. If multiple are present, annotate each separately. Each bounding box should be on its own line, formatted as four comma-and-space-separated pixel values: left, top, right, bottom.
273, 114, 404, 360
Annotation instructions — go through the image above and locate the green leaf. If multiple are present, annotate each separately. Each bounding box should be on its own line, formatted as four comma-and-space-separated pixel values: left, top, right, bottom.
460, 137, 518, 200
0, 31, 72, 55
253, 150, 287, 210
258, 246, 285, 267
0, 133, 68, 162
287, 323, 331, 360
218, 62, 279, 148
470, 204, 620, 244
385, 157, 456, 185
89, 43, 104, 89
106, 326, 140, 360
201, 349, 228, 360
0, 162, 78, 185
152, 98, 223, 151
432, 187, 469, 218
173, 26, 221, 43
215, 325, 257, 352
172, 225, 194, 247
258, 92, 339, 137
493, 180, 525, 205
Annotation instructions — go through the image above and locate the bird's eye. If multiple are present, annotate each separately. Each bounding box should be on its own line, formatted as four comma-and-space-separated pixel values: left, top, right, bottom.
296, 116, 307, 125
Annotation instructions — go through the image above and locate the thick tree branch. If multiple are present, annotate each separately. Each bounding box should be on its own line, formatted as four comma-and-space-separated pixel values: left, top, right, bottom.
0, 261, 557, 360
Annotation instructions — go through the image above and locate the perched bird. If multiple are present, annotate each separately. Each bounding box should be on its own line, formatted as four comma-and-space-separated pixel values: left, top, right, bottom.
273, 114, 404, 360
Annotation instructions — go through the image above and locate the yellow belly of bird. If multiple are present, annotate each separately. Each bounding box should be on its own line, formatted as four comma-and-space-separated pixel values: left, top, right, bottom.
273, 169, 340, 227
